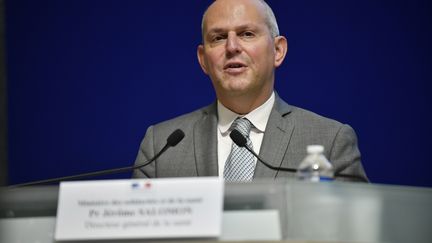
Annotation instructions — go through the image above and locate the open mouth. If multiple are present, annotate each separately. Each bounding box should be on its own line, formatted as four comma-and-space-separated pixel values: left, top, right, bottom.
224, 62, 247, 70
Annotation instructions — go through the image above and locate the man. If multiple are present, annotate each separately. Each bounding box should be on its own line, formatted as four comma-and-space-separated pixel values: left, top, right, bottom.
133, 0, 367, 181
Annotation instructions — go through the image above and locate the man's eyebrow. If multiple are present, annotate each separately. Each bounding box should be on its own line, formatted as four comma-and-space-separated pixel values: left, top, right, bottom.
206, 28, 226, 35
206, 24, 259, 35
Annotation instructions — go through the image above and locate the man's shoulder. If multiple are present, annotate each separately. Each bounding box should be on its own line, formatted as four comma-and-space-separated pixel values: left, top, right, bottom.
275, 97, 343, 126
277, 97, 348, 132
291, 106, 343, 127
287, 104, 358, 140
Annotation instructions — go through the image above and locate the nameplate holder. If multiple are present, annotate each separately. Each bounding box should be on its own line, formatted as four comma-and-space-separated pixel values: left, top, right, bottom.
55, 177, 224, 241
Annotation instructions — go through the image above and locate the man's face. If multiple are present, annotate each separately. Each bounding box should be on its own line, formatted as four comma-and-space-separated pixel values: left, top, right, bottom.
198, 0, 285, 102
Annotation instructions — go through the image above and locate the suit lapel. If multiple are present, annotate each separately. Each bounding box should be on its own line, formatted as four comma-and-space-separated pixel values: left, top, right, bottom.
254, 96, 295, 178
193, 103, 219, 176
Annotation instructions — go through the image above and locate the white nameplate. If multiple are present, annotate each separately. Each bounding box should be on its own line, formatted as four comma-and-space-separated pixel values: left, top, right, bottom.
55, 177, 224, 241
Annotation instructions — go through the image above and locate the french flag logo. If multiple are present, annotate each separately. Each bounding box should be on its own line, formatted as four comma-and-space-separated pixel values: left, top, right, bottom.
131, 181, 152, 190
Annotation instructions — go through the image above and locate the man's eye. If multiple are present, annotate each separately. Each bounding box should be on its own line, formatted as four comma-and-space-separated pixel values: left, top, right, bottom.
241, 31, 255, 38
212, 35, 225, 42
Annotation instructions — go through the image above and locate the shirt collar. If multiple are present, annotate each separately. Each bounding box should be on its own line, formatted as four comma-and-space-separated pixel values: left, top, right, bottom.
217, 92, 275, 135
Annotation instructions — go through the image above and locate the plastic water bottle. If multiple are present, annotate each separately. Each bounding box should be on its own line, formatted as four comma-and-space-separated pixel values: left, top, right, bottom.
297, 145, 334, 182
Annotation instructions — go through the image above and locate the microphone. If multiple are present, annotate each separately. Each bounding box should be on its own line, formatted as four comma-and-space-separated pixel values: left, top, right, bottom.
230, 129, 366, 181
138, 129, 184, 176
9, 129, 185, 188
166, 129, 185, 147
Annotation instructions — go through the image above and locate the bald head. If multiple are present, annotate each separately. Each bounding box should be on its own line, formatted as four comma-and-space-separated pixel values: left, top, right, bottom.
201, 0, 280, 41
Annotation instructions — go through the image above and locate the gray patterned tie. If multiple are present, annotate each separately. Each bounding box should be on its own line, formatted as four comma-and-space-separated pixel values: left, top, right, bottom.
224, 118, 256, 182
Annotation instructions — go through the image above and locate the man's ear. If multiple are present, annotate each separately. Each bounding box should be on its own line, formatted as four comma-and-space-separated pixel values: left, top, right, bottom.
274, 36, 288, 68
197, 45, 208, 74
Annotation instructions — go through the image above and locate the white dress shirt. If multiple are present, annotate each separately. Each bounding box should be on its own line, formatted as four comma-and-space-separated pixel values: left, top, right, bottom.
217, 92, 275, 177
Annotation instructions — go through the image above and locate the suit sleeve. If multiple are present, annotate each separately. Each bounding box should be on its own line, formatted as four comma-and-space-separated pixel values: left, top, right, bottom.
132, 125, 156, 178
329, 124, 369, 182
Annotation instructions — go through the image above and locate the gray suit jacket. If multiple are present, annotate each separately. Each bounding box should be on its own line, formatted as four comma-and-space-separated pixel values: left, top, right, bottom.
133, 96, 367, 181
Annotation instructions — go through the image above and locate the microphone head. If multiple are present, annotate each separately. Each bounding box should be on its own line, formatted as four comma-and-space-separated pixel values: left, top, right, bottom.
230, 129, 247, 147
167, 129, 185, 147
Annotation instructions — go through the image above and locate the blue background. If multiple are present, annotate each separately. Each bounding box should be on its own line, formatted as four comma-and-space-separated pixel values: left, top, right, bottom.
5, 0, 432, 187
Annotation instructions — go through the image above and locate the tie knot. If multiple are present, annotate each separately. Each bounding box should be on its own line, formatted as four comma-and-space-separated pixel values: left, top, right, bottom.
231, 118, 252, 137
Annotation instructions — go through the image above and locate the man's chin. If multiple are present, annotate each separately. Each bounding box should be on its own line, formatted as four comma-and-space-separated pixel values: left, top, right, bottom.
224, 88, 253, 98
213, 79, 257, 97
223, 81, 252, 93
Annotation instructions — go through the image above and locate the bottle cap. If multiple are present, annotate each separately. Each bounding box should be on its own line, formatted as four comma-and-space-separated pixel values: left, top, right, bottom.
307, 145, 324, 154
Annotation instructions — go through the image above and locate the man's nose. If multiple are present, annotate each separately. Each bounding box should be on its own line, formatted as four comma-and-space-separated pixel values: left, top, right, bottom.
226, 32, 241, 56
